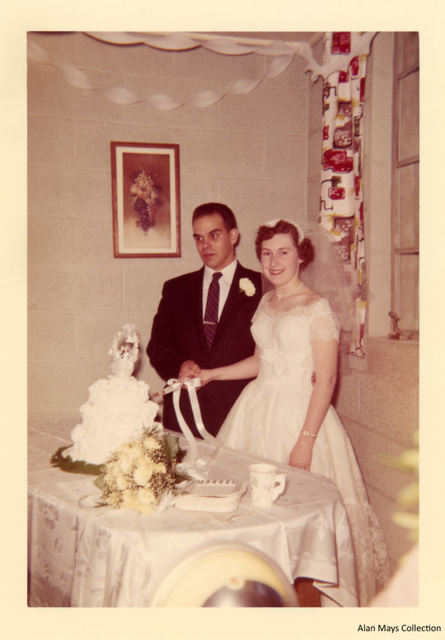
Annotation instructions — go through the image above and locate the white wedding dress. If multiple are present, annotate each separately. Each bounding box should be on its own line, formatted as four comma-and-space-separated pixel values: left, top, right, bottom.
217, 292, 390, 606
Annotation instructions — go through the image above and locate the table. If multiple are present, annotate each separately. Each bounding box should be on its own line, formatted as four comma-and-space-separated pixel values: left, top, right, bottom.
28, 419, 358, 607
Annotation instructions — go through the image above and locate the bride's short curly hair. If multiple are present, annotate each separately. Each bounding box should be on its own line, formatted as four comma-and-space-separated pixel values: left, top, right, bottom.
255, 219, 315, 270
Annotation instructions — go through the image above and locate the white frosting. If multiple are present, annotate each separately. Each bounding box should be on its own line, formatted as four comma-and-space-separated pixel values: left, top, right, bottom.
67, 375, 159, 465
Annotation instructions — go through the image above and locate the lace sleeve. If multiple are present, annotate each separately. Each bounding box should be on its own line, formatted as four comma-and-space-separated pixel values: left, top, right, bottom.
309, 298, 341, 342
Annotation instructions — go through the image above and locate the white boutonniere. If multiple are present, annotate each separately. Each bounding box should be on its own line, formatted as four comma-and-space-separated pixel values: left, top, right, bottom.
239, 278, 256, 297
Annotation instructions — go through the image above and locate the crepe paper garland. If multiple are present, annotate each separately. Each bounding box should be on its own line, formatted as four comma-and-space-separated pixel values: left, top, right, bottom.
58, 64, 94, 90
28, 32, 377, 111
104, 87, 141, 105
264, 55, 296, 79
149, 93, 185, 111
231, 77, 263, 95
192, 90, 224, 108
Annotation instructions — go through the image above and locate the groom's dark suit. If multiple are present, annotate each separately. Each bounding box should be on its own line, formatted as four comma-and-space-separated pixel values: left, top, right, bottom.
147, 262, 262, 437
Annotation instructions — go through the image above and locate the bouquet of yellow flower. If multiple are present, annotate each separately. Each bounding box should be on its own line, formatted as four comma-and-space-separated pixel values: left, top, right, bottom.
94, 427, 186, 515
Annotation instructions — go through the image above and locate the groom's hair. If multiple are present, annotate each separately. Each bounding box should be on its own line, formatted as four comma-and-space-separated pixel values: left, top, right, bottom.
192, 202, 238, 232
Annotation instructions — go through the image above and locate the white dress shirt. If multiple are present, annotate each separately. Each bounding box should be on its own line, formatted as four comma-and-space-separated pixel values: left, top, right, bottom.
202, 260, 238, 320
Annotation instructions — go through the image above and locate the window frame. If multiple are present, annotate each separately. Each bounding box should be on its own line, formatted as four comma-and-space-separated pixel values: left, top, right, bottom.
390, 32, 419, 336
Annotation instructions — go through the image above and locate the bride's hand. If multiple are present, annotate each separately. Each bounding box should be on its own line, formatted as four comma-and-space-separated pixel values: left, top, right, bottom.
198, 369, 214, 388
289, 436, 314, 471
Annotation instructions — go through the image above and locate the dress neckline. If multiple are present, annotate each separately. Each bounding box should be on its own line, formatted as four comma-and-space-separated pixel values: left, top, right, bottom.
262, 291, 324, 316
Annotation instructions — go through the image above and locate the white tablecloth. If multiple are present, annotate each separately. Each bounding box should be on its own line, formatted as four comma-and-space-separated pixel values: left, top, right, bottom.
28, 420, 358, 607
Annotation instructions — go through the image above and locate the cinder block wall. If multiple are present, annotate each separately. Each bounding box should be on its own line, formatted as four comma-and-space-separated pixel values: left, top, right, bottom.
28, 32, 311, 421
336, 341, 418, 564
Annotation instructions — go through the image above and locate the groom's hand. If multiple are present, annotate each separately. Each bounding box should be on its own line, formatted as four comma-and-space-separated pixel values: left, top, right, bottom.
179, 360, 201, 381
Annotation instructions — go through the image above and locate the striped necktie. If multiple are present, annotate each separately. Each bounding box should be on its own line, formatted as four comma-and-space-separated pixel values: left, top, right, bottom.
203, 272, 223, 350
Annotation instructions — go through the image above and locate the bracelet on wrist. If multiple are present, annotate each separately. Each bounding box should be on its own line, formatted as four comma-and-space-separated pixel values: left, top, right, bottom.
301, 429, 317, 439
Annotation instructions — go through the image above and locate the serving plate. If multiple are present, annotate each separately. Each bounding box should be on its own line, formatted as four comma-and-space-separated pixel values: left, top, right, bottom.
174, 480, 246, 512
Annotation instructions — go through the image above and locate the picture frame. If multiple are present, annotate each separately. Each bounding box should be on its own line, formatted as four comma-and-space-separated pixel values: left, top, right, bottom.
111, 142, 181, 258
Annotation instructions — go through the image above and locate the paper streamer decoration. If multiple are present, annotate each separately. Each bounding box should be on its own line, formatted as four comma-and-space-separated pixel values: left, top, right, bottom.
27, 32, 377, 111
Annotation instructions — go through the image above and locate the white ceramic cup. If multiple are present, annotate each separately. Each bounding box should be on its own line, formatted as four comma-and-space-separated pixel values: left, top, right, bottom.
248, 463, 286, 508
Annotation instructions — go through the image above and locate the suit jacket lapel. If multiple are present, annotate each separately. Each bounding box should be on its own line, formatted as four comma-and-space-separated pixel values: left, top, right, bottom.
189, 268, 207, 348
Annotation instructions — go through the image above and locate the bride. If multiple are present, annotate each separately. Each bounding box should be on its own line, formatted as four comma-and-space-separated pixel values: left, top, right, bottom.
198, 218, 391, 606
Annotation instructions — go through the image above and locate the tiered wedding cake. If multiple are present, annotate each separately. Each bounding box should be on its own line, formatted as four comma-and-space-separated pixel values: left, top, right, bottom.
64, 324, 160, 465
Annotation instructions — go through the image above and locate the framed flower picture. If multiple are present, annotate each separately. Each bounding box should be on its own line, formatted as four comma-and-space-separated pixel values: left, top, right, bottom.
111, 142, 181, 258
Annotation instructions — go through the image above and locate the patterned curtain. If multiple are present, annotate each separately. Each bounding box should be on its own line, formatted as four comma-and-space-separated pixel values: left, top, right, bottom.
319, 32, 373, 357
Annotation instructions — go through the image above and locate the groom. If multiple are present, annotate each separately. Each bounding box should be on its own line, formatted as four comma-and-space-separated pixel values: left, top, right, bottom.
147, 202, 262, 438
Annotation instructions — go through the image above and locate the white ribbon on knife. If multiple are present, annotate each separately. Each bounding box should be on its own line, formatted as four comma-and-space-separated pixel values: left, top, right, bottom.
164, 378, 218, 470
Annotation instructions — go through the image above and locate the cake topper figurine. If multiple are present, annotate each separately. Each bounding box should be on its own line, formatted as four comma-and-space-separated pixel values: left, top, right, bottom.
109, 323, 139, 377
